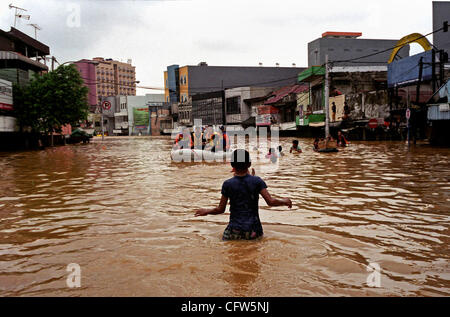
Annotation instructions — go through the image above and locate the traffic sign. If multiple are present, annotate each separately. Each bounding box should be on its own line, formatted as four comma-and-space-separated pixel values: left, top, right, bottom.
406, 108, 411, 120
102, 101, 112, 111
368, 118, 378, 129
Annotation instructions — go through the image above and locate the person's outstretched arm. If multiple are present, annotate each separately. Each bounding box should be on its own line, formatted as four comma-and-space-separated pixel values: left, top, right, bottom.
260, 189, 292, 208
195, 195, 228, 217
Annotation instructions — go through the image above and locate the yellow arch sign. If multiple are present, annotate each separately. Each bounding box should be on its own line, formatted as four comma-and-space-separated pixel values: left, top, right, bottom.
388, 33, 432, 64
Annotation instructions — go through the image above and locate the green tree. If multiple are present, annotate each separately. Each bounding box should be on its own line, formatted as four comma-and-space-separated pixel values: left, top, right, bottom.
13, 64, 89, 146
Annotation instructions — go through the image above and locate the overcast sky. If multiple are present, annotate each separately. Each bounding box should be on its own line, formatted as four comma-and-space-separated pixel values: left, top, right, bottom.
0, 0, 438, 94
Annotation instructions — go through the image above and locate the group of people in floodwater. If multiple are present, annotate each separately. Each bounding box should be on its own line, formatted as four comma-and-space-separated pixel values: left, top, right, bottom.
192, 130, 349, 241
174, 126, 349, 156
313, 130, 348, 151
173, 125, 230, 152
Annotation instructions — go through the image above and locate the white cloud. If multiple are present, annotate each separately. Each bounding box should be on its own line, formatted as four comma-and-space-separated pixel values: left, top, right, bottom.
0, 0, 436, 95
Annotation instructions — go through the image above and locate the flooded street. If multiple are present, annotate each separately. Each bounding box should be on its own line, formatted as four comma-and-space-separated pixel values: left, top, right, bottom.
0, 137, 449, 296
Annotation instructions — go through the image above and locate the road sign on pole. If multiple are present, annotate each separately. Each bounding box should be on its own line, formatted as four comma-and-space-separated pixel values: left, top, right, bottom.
406, 108, 411, 145
102, 101, 112, 111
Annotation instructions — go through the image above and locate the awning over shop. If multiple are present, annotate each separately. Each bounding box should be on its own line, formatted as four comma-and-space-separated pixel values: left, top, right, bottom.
257, 105, 279, 114
298, 66, 325, 83
264, 84, 308, 105
0, 51, 48, 71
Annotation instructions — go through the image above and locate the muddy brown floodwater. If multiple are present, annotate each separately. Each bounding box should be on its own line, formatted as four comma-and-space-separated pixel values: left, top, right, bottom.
0, 136, 449, 296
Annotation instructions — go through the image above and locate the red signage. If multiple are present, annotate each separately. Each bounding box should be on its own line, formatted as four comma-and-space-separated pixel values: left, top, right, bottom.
257, 105, 279, 115
0, 102, 13, 111
102, 101, 112, 111
368, 118, 378, 129
406, 108, 411, 120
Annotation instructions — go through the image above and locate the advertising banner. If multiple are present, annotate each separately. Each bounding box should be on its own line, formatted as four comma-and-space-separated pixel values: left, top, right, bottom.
0, 79, 13, 111
133, 107, 149, 128
256, 105, 279, 126
388, 50, 433, 88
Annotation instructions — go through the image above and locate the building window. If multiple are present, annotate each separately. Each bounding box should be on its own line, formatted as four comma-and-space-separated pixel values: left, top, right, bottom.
226, 96, 241, 115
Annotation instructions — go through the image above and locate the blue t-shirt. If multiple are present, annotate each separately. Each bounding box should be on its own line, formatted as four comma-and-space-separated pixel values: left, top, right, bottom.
221, 174, 267, 233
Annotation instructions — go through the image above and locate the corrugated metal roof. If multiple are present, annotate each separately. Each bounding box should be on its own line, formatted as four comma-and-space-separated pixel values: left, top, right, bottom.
0, 50, 48, 70
264, 84, 309, 105
428, 104, 450, 120
298, 66, 325, 82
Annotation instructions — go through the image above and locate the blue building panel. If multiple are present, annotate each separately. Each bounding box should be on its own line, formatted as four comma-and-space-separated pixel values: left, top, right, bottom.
167, 65, 179, 103
428, 105, 450, 120
388, 50, 433, 88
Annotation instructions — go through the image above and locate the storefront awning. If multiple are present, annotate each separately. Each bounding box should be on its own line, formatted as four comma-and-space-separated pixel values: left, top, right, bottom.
0, 51, 48, 71
298, 66, 325, 83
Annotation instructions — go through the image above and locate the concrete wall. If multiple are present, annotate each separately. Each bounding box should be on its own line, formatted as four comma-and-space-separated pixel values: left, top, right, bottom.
187, 66, 304, 95
308, 37, 410, 67
0, 116, 17, 132
224, 86, 275, 124
127, 94, 165, 135
75, 61, 98, 108
433, 1, 450, 56
345, 90, 390, 120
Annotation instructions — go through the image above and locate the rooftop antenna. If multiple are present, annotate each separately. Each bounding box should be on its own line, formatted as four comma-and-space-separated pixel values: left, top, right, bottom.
9, 3, 30, 28
28, 23, 41, 39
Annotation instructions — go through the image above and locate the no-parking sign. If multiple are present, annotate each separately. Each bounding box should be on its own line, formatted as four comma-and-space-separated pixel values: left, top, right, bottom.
102, 101, 112, 111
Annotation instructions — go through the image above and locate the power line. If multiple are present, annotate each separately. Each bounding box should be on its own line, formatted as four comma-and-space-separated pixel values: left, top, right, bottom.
330, 26, 445, 65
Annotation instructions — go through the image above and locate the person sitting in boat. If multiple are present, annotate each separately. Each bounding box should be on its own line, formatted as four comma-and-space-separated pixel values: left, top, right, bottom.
325, 136, 337, 149
203, 126, 214, 142
174, 128, 192, 150
337, 130, 348, 147
194, 149, 292, 241
192, 126, 205, 150
313, 138, 320, 152
290, 140, 302, 153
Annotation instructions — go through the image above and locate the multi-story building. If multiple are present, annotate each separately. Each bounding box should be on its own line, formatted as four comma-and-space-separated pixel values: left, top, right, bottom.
0, 27, 49, 148
308, 32, 409, 67
74, 59, 99, 112
75, 57, 137, 111
127, 94, 169, 136
433, 1, 450, 57
163, 63, 305, 105
0, 27, 49, 85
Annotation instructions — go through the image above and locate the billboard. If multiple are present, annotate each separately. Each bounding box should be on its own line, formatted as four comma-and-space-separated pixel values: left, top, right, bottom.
133, 107, 149, 128
388, 50, 433, 88
0, 79, 13, 111
256, 105, 279, 126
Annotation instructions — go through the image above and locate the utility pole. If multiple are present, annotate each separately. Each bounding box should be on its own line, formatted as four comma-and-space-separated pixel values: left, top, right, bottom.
439, 50, 445, 87
406, 89, 410, 146
324, 54, 330, 139
432, 49, 436, 93
101, 107, 105, 141
221, 79, 226, 126
416, 57, 423, 104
